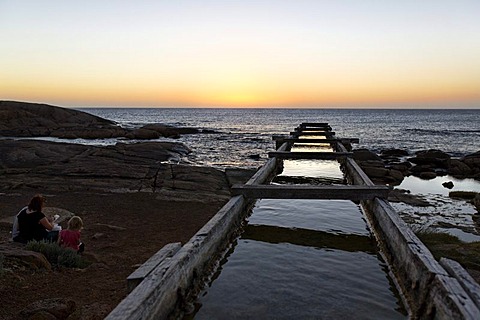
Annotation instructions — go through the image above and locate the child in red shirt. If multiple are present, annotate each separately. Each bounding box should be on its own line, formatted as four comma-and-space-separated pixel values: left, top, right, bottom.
58, 216, 85, 253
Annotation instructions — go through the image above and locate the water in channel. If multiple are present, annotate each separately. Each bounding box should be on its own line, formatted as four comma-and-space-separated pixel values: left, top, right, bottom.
186, 142, 408, 319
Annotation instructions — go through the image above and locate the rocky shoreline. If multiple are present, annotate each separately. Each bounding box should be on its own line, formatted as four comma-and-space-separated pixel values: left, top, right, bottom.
353, 148, 480, 185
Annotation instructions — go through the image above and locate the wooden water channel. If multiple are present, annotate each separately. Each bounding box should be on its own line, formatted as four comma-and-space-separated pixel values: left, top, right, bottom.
106, 123, 480, 319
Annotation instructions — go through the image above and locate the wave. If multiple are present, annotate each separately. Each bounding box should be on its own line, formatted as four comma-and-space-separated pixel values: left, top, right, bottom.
404, 128, 480, 134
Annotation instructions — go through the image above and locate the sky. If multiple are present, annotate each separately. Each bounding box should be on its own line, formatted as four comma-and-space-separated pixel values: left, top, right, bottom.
1, 0, 480, 108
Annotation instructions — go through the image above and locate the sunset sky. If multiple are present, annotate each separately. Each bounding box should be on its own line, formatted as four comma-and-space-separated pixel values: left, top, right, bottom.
1, 1, 480, 108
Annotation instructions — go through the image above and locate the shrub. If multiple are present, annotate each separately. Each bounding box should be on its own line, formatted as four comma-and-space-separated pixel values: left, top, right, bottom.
25, 241, 90, 269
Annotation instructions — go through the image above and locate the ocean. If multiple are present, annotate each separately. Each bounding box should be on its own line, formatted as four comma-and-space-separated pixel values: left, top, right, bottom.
78, 108, 480, 169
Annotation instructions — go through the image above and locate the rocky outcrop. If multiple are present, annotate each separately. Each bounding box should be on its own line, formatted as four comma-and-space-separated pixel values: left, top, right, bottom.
353, 149, 406, 185
0, 100, 205, 140
406, 149, 480, 180
0, 139, 231, 201
0, 100, 126, 139
356, 148, 480, 183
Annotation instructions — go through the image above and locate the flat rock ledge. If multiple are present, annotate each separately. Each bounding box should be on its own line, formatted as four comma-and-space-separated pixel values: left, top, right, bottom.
0, 139, 233, 202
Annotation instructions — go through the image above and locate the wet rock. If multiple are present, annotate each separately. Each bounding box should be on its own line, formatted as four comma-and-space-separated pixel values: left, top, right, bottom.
442, 181, 454, 189
419, 172, 437, 180
363, 166, 389, 178
474, 194, 480, 213
141, 123, 199, 138
388, 189, 431, 207
462, 151, 480, 176
353, 149, 383, 162
380, 149, 409, 157
19, 298, 76, 320
408, 149, 451, 168
447, 159, 472, 177
388, 169, 405, 183
125, 128, 160, 140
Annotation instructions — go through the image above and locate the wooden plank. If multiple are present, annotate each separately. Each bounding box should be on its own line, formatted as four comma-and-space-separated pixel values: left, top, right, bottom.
127, 242, 181, 293
295, 127, 332, 132
268, 151, 352, 159
290, 131, 336, 136
281, 138, 359, 144
231, 184, 390, 200
300, 122, 329, 127
440, 258, 480, 310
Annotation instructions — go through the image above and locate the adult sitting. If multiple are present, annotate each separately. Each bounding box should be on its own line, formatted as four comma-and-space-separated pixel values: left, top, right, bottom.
13, 194, 58, 243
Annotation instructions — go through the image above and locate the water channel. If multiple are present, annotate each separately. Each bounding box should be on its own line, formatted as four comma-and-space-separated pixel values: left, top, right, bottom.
185, 140, 408, 319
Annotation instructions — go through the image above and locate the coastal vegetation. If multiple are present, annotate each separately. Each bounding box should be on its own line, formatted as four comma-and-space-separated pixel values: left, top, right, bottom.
25, 241, 90, 269
416, 230, 480, 275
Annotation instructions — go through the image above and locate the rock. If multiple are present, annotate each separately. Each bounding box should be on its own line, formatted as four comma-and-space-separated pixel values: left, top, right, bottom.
125, 128, 160, 140
0, 140, 196, 193
388, 169, 405, 183
389, 189, 431, 206
474, 194, 480, 213
462, 151, 480, 173
0, 101, 126, 139
140, 123, 200, 138
43, 207, 75, 224
0, 101, 202, 140
363, 166, 389, 178
95, 223, 126, 231
19, 298, 76, 320
419, 172, 437, 180
389, 161, 412, 173
442, 181, 454, 189
92, 233, 105, 240
248, 154, 261, 160
353, 149, 383, 162
380, 149, 409, 157
0, 245, 52, 270
447, 159, 472, 177
408, 149, 451, 168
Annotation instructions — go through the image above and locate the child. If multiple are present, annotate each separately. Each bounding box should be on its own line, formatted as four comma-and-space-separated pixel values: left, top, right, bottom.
58, 216, 85, 254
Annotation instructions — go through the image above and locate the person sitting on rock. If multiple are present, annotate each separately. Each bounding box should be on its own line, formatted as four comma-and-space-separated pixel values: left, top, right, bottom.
58, 216, 85, 254
13, 194, 58, 243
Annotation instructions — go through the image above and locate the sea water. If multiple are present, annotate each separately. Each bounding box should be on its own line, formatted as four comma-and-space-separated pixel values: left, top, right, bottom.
78, 108, 480, 168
